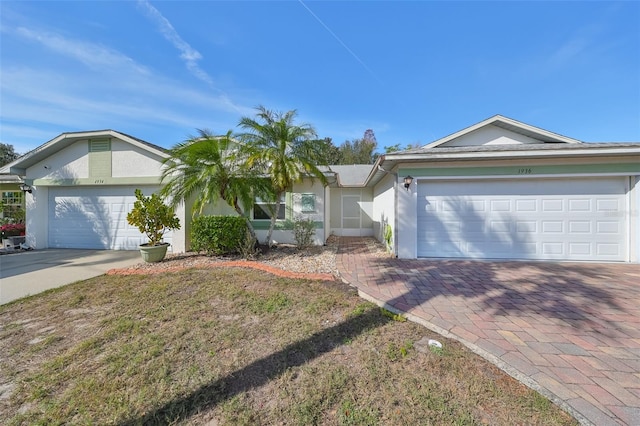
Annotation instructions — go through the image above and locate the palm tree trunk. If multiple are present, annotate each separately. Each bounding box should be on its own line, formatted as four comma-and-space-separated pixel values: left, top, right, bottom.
233, 199, 258, 245
265, 198, 281, 247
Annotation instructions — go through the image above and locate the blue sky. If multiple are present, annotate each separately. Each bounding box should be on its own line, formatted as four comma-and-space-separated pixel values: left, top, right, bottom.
1, 1, 639, 155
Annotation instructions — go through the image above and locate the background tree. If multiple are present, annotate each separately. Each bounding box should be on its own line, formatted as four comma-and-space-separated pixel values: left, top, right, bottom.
337, 129, 378, 164
294, 137, 340, 165
384, 143, 402, 153
384, 142, 424, 153
0, 143, 20, 167
238, 106, 328, 247
160, 130, 268, 244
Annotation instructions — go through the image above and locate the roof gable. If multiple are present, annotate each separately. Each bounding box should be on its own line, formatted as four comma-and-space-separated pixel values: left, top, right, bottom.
423, 115, 582, 149
2, 130, 168, 176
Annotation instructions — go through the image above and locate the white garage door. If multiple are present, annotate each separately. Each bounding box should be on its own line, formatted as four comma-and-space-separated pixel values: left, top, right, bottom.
48, 186, 172, 250
417, 177, 627, 261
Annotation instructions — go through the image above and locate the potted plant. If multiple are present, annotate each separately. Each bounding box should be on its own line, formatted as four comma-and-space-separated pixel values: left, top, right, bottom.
126, 189, 180, 262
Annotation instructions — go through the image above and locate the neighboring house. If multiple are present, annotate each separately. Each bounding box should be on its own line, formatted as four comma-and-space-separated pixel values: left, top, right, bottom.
0, 175, 25, 222
0, 131, 183, 252
3, 115, 639, 263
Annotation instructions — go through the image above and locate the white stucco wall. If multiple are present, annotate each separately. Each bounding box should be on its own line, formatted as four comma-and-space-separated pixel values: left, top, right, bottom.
443, 125, 544, 147
396, 177, 417, 259
372, 172, 396, 251
28, 141, 88, 180
24, 187, 47, 249
632, 175, 640, 263
112, 140, 166, 178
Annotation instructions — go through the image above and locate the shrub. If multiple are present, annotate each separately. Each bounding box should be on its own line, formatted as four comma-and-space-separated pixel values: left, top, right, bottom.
292, 216, 316, 249
191, 215, 247, 255
238, 228, 258, 259
1, 222, 26, 238
126, 189, 180, 246
384, 224, 393, 252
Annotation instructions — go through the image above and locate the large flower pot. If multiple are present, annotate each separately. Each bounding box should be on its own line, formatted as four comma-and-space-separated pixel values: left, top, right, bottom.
139, 243, 169, 263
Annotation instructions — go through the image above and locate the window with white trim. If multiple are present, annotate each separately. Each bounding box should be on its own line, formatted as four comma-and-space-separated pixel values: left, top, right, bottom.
301, 193, 316, 213
253, 194, 286, 220
1, 191, 23, 220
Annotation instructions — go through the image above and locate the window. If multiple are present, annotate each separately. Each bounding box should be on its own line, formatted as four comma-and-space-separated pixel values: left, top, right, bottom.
301, 194, 316, 213
1, 191, 24, 220
253, 194, 286, 220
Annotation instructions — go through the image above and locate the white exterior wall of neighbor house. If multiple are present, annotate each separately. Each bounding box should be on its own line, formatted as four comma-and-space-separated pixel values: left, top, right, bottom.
396, 156, 640, 262
372, 172, 396, 250
111, 139, 166, 178
29, 141, 89, 180
22, 137, 189, 252
442, 125, 548, 146
24, 187, 46, 249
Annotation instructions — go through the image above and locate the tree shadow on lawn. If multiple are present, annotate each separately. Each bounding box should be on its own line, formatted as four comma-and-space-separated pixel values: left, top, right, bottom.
119, 308, 390, 425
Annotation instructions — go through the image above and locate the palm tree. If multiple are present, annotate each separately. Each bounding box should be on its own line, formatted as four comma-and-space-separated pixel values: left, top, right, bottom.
238, 106, 328, 246
160, 129, 268, 244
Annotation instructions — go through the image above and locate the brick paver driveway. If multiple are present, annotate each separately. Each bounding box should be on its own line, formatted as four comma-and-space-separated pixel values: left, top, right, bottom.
336, 237, 640, 426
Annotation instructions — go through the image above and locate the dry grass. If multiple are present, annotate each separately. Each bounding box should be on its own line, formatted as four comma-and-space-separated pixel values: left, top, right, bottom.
0, 268, 577, 425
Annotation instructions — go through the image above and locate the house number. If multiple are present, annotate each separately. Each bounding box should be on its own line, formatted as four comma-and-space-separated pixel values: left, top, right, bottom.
94, 179, 105, 184
517, 168, 532, 175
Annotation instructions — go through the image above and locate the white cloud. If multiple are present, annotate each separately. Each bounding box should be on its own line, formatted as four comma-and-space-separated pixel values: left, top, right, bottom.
0, 15, 257, 150
137, 0, 213, 85
15, 26, 149, 75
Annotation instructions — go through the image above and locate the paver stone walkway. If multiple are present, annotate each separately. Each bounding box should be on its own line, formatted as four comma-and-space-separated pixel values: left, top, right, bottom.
336, 237, 640, 426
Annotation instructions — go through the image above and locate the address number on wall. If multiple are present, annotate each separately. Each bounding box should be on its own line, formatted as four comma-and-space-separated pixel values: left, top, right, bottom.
94, 179, 105, 184
517, 168, 532, 175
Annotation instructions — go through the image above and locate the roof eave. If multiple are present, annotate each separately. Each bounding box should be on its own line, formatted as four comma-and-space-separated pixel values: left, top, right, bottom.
423, 115, 582, 149
382, 147, 640, 163
5, 130, 169, 174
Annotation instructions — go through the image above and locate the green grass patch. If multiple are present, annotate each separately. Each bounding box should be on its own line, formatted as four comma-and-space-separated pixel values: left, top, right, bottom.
0, 269, 577, 425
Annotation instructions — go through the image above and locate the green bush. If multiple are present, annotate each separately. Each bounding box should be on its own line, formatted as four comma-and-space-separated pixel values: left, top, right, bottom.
126, 189, 180, 246
384, 224, 393, 252
292, 216, 316, 249
190, 215, 247, 255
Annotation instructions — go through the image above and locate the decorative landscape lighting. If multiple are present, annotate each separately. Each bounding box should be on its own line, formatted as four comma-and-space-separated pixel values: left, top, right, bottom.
403, 175, 413, 191
19, 183, 32, 194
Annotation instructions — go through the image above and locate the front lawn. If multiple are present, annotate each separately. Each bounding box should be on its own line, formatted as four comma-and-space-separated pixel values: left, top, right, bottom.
0, 268, 576, 425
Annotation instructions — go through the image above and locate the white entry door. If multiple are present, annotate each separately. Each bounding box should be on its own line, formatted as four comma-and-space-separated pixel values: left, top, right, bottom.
416, 177, 627, 261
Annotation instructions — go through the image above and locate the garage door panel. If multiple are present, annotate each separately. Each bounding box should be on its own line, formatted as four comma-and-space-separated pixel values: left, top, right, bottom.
48, 186, 172, 250
417, 177, 627, 261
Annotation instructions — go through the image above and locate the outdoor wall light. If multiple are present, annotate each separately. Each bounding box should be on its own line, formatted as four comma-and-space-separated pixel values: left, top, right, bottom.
403, 175, 413, 191
19, 183, 32, 194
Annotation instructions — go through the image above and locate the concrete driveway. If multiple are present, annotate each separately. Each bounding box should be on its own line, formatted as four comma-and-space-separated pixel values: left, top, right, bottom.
0, 249, 141, 305
337, 237, 640, 426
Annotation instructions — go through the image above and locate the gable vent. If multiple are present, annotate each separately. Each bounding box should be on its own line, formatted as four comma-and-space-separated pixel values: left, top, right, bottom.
89, 139, 112, 178
90, 139, 111, 152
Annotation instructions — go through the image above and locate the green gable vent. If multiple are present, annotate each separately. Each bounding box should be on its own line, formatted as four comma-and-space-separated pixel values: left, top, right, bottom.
89, 139, 112, 178
90, 139, 111, 152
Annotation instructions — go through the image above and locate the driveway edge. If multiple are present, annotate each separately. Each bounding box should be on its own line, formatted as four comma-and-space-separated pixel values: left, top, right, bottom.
355, 288, 594, 426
